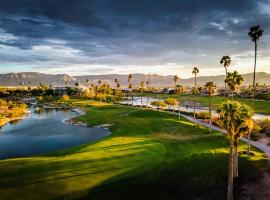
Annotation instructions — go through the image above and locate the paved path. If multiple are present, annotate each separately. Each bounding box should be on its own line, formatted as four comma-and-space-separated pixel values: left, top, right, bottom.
177, 112, 270, 160
125, 104, 270, 160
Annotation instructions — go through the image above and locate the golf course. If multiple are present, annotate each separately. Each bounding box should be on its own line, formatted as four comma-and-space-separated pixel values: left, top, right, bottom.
0, 100, 269, 200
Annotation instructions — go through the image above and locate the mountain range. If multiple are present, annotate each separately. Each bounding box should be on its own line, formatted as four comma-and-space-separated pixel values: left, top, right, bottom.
0, 72, 270, 88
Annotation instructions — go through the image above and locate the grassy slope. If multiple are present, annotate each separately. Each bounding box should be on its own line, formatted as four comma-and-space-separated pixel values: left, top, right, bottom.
136, 93, 270, 114
0, 100, 268, 200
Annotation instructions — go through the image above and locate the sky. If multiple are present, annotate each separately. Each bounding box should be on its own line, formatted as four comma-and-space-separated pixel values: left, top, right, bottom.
0, 0, 270, 78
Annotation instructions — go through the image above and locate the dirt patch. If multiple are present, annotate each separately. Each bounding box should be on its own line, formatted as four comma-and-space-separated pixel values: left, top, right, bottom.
240, 171, 270, 200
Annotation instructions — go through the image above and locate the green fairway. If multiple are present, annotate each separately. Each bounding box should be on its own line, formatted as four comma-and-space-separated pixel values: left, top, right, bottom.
0, 101, 268, 200
136, 93, 270, 115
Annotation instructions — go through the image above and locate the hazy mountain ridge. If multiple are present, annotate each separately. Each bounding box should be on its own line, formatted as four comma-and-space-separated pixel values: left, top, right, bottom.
0, 72, 270, 87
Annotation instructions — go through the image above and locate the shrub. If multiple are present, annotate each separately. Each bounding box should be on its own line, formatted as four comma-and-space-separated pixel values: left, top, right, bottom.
151, 100, 167, 110
256, 119, 270, 135
61, 94, 70, 101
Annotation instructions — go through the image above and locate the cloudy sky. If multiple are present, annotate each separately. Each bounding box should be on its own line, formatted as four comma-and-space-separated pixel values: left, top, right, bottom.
0, 0, 270, 78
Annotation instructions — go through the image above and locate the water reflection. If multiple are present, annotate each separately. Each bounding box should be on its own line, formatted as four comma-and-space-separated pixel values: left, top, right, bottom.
121, 96, 270, 120
0, 108, 110, 159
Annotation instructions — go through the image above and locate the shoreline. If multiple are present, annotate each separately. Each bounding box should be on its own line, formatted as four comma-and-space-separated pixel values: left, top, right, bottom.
0, 111, 30, 128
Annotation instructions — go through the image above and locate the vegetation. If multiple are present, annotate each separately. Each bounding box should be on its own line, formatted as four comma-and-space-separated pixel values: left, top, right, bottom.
0, 99, 27, 126
248, 25, 264, 104
225, 71, 243, 98
164, 98, 178, 111
218, 101, 253, 200
220, 55, 231, 95
150, 100, 166, 110
204, 81, 216, 132
0, 101, 268, 200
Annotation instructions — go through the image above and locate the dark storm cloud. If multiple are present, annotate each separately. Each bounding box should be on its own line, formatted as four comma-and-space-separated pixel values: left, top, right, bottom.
0, 0, 270, 69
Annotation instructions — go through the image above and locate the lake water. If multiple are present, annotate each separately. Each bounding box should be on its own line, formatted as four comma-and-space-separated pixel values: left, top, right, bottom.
121, 97, 270, 120
0, 108, 110, 159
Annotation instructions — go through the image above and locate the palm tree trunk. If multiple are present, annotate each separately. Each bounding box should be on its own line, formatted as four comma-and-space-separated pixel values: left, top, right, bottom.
233, 140, 238, 178
225, 68, 228, 97
227, 136, 234, 200
209, 94, 212, 133
252, 40, 257, 106
175, 81, 176, 95
247, 132, 251, 154
178, 103, 181, 120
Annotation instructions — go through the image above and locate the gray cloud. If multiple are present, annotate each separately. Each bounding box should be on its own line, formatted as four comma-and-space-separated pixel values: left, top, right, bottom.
0, 0, 269, 75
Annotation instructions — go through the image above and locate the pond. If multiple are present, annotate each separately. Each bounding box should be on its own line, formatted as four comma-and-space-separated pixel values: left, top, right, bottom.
0, 108, 110, 159
121, 96, 270, 120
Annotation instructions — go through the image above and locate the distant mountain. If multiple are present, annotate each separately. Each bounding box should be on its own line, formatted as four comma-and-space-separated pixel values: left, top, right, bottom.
0, 72, 75, 87
0, 72, 270, 87
74, 72, 270, 87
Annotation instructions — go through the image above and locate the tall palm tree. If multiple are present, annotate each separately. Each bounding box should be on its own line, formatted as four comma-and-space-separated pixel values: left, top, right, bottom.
218, 101, 253, 200
139, 81, 145, 108
192, 67, 199, 86
192, 67, 199, 121
85, 79, 90, 87
224, 71, 243, 99
98, 80, 102, 87
220, 56, 231, 96
128, 74, 133, 105
246, 119, 254, 155
204, 81, 216, 133
146, 73, 151, 109
173, 75, 179, 94
248, 25, 263, 105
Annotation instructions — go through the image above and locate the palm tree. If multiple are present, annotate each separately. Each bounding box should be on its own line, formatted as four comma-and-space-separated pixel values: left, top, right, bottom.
224, 71, 243, 99
139, 81, 145, 108
246, 119, 254, 155
192, 67, 199, 86
85, 79, 90, 87
173, 75, 179, 94
98, 80, 102, 87
128, 74, 133, 105
146, 80, 150, 109
248, 25, 263, 105
204, 81, 216, 133
220, 56, 231, 96
114, 79, 119, 89
218, 101, 253, 200
192, 67, 199, 122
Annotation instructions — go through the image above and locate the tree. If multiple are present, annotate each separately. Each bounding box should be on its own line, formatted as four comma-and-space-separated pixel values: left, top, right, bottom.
82, 88, 91, 98
248, 25, 263, 105
151, 100, 166, 111
175, 85, 184, 95
114, 79, 119, 89
146, 75, 151, 109
61, 94, 69, 101
85, 79, 90, 87
192, 67, 199, 86
224, 71, 243, 99
220, 56, 231, 96
164, 98, 178, 112
246, 119, 254, 155
173, 75, 179, 94
192, 67, 199, 123
218, 101, 253, 200
114, 79, 122, 102
128, 74, 133, 105
204, 81, 216, 133
98, 80, 102, 87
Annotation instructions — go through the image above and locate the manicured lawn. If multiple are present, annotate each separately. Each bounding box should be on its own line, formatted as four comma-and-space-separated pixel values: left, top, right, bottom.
0, 100, 268, 200
136, 93, 270, 115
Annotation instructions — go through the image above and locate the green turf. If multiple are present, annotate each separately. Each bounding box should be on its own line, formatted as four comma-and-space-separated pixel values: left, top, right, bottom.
135, 93, 270, 115
0, 101, 268, 200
